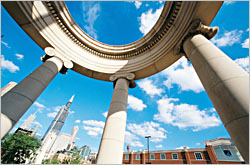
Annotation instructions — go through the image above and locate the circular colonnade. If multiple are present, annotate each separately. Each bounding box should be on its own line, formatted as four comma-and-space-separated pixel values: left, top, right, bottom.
1, 1, 249, 164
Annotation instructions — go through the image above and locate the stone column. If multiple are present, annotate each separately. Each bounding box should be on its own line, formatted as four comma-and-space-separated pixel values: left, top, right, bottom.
96, 73, 135, 164
182, 22, 249, 163
1, 48, 71, 139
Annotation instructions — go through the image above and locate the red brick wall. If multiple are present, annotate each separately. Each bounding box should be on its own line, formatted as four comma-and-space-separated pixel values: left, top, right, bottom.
122, 149, 244, 164
206, 145, 218, 164
187, 151, 211, 164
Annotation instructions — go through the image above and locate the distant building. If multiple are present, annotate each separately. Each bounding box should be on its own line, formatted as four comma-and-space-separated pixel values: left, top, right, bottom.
15, 113, 38, 136
52, 151, 72, 162
50, 133, 72, 154
34, 95, 75, 164
67, 126, 79, 150
79, 145, 91, 161
20, 114, 36, 130
122, 138, 245, 164
89, 152, 97, 164
49, 126, 79, 156
15, 127, 34, 136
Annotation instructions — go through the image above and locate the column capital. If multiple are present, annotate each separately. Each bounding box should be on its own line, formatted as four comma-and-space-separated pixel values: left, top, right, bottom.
41, 47, 74, 74
188, 19, 218, 40
174, 19, 218, 57
110, 72, 136, 88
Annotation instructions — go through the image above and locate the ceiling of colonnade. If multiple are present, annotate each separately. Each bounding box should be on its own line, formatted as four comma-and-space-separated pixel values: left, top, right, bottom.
65, 1, 164, 45
1, 1, 224, 81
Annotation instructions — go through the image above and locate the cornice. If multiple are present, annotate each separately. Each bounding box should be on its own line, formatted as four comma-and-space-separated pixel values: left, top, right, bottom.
46, 1, 182, 60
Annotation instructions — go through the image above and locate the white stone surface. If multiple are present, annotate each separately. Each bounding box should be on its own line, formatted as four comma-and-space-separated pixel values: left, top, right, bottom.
1, 81, 17, 96
183, 34, 249, 163
97, 78, 129, 164
1, 57, 63, 138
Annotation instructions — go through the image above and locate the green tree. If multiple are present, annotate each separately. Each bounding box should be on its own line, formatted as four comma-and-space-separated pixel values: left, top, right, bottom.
1, 132, 41, 164
42, 158, 61, 164
61, 151, 82, 164
62, 157, 71, 164
71, 153, 82, 164
51, 158, 61, 164
41, 158, 51, 164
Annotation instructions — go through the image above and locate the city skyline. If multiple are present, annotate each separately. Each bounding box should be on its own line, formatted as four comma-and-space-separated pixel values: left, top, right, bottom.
1, 1, 249, 154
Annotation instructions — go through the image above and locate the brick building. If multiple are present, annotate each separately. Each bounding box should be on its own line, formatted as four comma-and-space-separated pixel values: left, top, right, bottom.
122, 138, 245, 164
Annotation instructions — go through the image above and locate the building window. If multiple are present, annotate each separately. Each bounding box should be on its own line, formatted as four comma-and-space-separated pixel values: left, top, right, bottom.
160, 153, 166, 160
172, 153, 178, 160
150, 154, 155, 160
223, 149, 232, 156
136, 154, 140, 160
194, 152, 203, 160
125, 155, 129, 160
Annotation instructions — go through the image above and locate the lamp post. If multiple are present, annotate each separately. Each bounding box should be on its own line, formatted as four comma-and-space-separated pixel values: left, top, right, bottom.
145, 136, 151, 164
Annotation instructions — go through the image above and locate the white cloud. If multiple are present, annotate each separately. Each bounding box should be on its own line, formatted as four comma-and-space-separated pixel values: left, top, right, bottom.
1, 55, 20, 73
34, 102, 46, 109
82, 2, 100, 39
34, 102, 46, 113
224, 1, 235, 5
209, 108, 216, 113
128, 95, 147, 111
47, 112, 57, 118
75, 120, 81, 124
154, 97, 221, 131
35, 133, 42, 137
138, 6, 163, 35
234, 56, 249, 72
83, 120, 105, 137
69, 110, 75, 115
53, 105, 64, 112
211, 30, 243, 47
155, 144, 163, 148
102, 111, 108, 118
241, 38, 249, 48
162, 57, 204, 93
134, 1, 142, 9
138, 79, 164, 97
76, 137, 80, 141
83, 126, 103, 137
83, 120, 105, 128
195, 142, 201, 146
176, 146, 190, 149
127, 121, 167, 143
32, 121, 42, 128
151, 138, 163, 143
125, 131, 144, 147
15, 53, 24, 60
1, 41, 10, 48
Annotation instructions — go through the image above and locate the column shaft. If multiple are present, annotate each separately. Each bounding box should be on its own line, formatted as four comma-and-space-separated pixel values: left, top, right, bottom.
183, 34, 249, 163
1, 57, 63, 138
97, 78, 129, 164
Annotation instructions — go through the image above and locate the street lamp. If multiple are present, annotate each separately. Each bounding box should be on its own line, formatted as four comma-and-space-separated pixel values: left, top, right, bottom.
145, 136, 151, 164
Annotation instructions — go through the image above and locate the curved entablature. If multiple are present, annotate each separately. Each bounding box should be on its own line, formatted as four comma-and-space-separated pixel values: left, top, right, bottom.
48, 1, 182, 59
2, 1, 223, 81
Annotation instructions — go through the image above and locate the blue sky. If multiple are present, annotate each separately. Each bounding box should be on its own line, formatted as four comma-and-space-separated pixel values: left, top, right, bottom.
1, 1, 249, 153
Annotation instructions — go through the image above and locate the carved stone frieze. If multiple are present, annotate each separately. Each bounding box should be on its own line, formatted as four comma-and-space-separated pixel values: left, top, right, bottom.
45, 1, 182, 60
